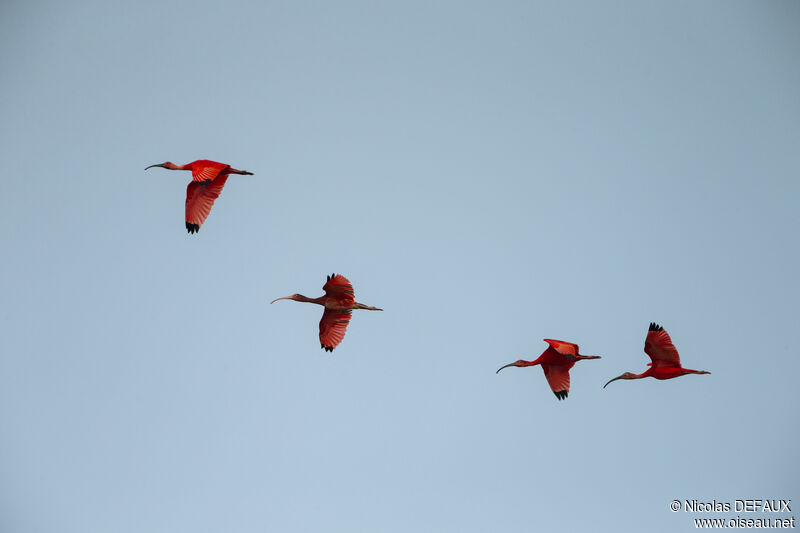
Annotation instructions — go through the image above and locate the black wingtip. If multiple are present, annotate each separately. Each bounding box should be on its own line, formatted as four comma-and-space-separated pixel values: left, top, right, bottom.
186, 222, 200, 234
326, 275, 330, 281
554, 390, 568, 400
649, 322, 663, 332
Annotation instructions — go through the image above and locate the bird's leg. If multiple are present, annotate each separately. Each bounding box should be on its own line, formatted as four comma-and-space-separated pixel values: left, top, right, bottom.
356, 302, 383, 311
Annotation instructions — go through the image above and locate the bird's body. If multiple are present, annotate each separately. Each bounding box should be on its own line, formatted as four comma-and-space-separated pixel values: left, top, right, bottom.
271, 274, 382, 352
496, 339, 601, 400
603, 322, 710, 388
145, 159, 253, 233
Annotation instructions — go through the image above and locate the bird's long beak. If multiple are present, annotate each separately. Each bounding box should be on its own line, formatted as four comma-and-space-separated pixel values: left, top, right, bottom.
270, 296, 292, 304
144, 163, 165, 171
603, 375, 625, 389
496, 363, 516, 374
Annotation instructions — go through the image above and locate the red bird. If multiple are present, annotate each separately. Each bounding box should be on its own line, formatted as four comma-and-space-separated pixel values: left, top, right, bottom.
496, 339, 601, 400
271, 274, 383, 352
603, 323, 710, 388
145, 159, 253, 233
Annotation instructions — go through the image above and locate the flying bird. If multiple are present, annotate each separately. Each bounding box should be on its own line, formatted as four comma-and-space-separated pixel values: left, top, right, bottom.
496, 339, 601, 400
603, 323, 710, 388
145, 159, 253, 233
271, 274, 382, 352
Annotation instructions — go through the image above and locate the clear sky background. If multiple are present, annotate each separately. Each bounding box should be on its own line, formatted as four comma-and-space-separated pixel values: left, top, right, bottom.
1, 1, 798, 532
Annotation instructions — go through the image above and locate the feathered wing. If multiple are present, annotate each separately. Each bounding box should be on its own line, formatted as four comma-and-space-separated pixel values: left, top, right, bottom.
185, 175, 229, 233
322, 274, 356, 303
319, 309, 352, 352
543, 339, 580, 357
541, 364, 571, 400
644, 322, 682, 368
190, 160, 229, 182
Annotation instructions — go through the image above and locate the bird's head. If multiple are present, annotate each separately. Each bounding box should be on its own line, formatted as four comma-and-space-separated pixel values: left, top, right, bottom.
496, 360, 527, 374
603, 372, 637, 388
145, 161, 177, 171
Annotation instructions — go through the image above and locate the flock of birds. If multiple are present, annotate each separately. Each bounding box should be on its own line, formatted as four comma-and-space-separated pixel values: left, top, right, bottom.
496, 323, 711, 400
146, 158, 711, 401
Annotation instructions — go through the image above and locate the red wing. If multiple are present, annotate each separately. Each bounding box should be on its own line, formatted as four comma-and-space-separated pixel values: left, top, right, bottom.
644, 322, 681, 368
543, 339, 580, 357
190, 160, 229, 183
185, 175, 228, 233
322, 274, 355, 302
541, 364, 571, 400
319, 309, 352, 351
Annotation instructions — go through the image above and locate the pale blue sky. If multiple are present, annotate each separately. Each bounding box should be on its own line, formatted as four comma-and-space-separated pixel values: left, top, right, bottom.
1, 1, 798, 532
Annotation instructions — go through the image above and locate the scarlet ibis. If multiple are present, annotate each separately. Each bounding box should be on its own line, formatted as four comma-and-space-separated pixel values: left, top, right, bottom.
271, 274, 383, 352
496, 339, 601, 400
603, 323, 711, 388
145, 159, 253, 233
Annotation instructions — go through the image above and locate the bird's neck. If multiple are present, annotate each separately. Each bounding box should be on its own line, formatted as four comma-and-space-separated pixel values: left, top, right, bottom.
638, 368, 656, 379
294, 294, 326, 305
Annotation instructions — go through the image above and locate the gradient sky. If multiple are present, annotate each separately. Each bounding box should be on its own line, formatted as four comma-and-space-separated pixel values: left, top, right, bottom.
1, 1, 798, 532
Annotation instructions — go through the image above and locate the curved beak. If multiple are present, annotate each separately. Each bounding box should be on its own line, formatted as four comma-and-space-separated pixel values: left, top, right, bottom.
144, 163, 165, 171
603, 375, 625, 389
496, 363, 516, 374
270, 296, 292, 304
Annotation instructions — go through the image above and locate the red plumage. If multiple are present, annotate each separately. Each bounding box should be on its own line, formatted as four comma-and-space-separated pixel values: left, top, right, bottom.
271, 274, 382, 352
603, 323, 711, 388
497, 339, 601, 400
145, 159, 253, 234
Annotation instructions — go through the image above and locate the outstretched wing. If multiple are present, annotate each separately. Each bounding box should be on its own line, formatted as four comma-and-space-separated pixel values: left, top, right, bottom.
541, 363, 571, 400
190, 160, 230, 183
322, 274, 355, 303
543, 339, 580, 357
185, 175, 228, 234
644, 322, 681, 368
319, 309, 352, 352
